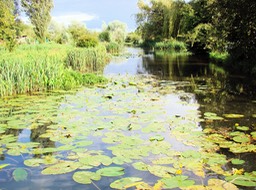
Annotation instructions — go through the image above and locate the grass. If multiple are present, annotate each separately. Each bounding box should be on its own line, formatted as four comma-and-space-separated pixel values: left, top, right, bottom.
154, 40, 188, 53
0, 43, 108, 97
209, 51, 229, 65
66, 45, 109, 73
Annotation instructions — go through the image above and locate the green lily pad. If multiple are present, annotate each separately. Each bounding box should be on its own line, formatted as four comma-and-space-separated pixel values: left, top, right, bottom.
223, 114, 244, 119
231, 159, 245, 165
233, 135, 250, 143
149, 135, 165, 142
236, 126, 249, 131
24, 158, 43, 167
148, 165, 176, 177
132, 162, 148, 171
13, 168, 28, 182
110, 177, 142, 189
41, 161, 80, 175
225, 173, 256, 187
73, 171, 101, 184
251, 132, 256, 139
96, 167, 125, 177
161, 175, 195, 189
204, 112, 224, 120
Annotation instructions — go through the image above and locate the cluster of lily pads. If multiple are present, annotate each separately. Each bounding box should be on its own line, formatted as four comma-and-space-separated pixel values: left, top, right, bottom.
0, 76, 256, 189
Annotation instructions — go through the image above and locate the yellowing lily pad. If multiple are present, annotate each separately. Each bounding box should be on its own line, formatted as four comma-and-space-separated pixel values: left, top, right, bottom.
223, 114, 244, 119
132, 162, 148, 171
236, 126, 249, 131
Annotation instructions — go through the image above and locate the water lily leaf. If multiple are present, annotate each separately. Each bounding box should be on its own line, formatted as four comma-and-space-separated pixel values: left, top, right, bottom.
181, 150, 201, 159
148, 165, 176, 177
204, 112, 224, 120
251, 132, 256, 139
96, 167, 125, 177
236, 126, 249, 131
149, 135, 164, 141
0, 164, 9, 170
207, 179, 238, 190
75, 140, 93, 147
161, 175, 195, 189
252, 114, 256, 118
132, 162, 148, 171
73, 171, 101, 184
110, 177, 142, 189
225, 173, 256, 187
223, 114, 244, 119
233, 135, 250, 143
231, 159, 245, 165
41, 161, 80, 175
152, 157, 175, 165
24, 158, 43, 167
13, 168, 28, 182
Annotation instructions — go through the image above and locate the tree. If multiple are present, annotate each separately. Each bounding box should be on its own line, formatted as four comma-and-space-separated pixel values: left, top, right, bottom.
68, 22, 98, 48
0, 0, 17, 51
21, 0, 53, 43
211, 0, 256, 74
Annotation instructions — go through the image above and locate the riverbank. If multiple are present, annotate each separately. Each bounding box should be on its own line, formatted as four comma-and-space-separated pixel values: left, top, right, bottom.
0, 43, 109, 97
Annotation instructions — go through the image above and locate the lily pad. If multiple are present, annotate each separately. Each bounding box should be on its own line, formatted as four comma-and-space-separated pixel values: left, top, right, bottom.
73, 171, 101, 184
41, 161, 80, 175
231, 159, 245, 165
161, 175, 195, 189
110, 177, 142, 189
236, 126, 249, 131
233, 135, 250, 143
225, 173, 256, 187
223, 114, 244, 119
0, 164, 10, 170
13, 168, 28, 182
132, 162, 148, 171
149, 135, 165, 141
96, 167, 125, 177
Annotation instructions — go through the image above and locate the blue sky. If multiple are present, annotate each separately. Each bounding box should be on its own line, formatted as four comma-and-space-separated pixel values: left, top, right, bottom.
51, 0, 140, 31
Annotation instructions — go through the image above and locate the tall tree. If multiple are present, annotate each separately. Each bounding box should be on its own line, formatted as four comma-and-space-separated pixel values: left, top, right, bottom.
21, 0, 53, 43
0, 0, 17, 51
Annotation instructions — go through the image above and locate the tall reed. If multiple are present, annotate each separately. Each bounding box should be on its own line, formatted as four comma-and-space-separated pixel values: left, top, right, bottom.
66, 45, 109, 73
0, 44, 108, 97
154, 40, 188, 53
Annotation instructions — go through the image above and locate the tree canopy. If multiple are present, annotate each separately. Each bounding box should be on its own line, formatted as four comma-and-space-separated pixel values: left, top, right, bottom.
22, 0, 53, 43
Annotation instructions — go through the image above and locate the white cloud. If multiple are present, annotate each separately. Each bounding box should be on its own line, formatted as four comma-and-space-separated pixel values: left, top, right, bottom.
52, 12, 98, 25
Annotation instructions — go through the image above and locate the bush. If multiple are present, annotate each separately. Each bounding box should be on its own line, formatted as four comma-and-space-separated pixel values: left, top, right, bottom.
76, 34, 98, 48
105, 42, 122, 55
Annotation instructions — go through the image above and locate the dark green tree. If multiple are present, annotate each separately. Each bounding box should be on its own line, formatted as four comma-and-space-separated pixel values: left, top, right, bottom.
22, 0, 53, 43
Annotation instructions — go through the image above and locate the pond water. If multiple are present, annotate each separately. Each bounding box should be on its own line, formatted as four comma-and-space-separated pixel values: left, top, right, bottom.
0, 47, 256, 190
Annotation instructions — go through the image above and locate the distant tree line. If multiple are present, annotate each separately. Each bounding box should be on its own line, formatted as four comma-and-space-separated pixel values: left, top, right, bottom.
136, 0, 256, 75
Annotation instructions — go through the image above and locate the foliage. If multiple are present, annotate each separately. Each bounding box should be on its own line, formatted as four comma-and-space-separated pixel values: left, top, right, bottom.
22, 0, 53, 43
66, 45, 109, 73
48, 21, 70, 44
0, 0, 18, 51
104, 42, 121, 55
155, 39, 187, 53
0, 44, 107, 97
67, 22, 99, 48
125, 31, 142, 45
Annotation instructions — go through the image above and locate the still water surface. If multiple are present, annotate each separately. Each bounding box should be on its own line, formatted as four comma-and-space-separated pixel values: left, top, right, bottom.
0, 47, 255, 189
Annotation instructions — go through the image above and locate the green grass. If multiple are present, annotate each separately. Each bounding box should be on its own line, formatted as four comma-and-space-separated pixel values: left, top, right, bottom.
209, 51, 229, 65
154, 40, 188, 53
66, 45, 109, 73
0, 43, 108, 97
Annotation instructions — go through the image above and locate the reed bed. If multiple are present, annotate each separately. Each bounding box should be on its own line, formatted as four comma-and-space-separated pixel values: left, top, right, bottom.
154, 40, 188, 53
0, 44, 108, 97
66, 45, 109, 73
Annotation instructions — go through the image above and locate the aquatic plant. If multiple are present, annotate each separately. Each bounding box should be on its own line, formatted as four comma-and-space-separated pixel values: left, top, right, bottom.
0, 43, 108, 97
154, 40, 188, 53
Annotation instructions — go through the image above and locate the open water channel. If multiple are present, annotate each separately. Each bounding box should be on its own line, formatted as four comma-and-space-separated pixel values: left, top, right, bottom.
0, 47, 256, 189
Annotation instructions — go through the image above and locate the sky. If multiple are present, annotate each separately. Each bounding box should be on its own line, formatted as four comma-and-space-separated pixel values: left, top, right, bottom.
51, 0, 140, 31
